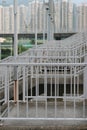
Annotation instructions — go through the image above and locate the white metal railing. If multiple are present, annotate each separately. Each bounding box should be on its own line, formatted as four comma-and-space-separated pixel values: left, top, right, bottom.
0, 63, 87, 120
0, 31, 87, 120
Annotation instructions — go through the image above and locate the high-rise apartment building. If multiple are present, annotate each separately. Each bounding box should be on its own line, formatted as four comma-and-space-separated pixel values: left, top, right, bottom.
9, 5, 14, 33
61, 0, 68, 32
18, 5, 28, 33
29, 0, 43, 33
67, 0, 73, 31
27, 0, 44, 33
55, 0, 75, 32
73, 3, 77, 32
0, 6, 3, 33
78, 3, 87, 31
37, 2, 43, 33
0, 6, 10, 33
30, 1, 36, 33
0, 1, 87, 33
4, 6, 9, 33
55, 0, 61, 32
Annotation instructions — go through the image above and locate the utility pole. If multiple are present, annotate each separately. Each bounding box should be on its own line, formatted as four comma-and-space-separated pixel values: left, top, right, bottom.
14, 0, 18, 57
43, 0, 46, 44
14, 0, 18, 103
1, 0, 6, 60
35, 0, 37, 48
0, 42, 1, 61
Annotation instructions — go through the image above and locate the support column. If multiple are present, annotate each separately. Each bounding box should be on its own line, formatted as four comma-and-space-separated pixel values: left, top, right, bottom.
84, 56, 87, 99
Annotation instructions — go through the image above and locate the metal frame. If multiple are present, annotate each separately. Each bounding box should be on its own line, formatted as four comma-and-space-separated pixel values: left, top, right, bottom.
0, 0, 87, 121
0, 62, 86, 120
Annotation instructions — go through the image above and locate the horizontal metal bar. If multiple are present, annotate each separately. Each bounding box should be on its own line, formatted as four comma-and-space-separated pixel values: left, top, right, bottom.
25, 95, 84, 99
18, 56, 79, 59
0, 62, 87, 66
9, 81, 14, 85
0, 86, 4, 90
0, 118, 87, 121
0, 99, 5, 103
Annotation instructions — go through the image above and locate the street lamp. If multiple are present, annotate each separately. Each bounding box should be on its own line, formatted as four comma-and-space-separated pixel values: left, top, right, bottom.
14, 0, 18, 57
35, 0, 37, 48
45, 0, 55, 41
28, 0, 38, 48
43, 0, 46, 44
0, 42, 1, 60
1, 0, 6, 60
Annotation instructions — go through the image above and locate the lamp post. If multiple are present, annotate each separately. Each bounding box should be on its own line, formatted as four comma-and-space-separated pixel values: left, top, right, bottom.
28, 0, 38, 47
14, 0, 18, 58
1, 0, 6, 60
13, 0, 18, 103
43, 0, 46, 44
35, 0, 37, 48
0, 42, 1, 61
45, 2, 50, 41
46, 0, 55, 41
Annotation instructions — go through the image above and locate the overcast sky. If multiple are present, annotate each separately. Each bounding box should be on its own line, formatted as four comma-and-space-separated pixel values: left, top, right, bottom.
0, 0, 87, 5
73, 0, 87, 4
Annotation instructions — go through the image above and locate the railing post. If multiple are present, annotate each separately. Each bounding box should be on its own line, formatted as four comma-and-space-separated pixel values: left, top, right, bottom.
14, 66, 18, 103
0, 43, 1, 60
23, 66, 25, 102
84, 56, 87, 99
5, 66, 7, 103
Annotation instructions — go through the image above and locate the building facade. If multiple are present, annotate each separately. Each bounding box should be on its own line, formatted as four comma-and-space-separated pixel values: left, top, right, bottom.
0, 0, 87, 33
78, 3, 87, 32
